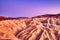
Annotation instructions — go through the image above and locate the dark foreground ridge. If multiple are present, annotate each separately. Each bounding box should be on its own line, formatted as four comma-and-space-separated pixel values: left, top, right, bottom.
0, 14, 60, 21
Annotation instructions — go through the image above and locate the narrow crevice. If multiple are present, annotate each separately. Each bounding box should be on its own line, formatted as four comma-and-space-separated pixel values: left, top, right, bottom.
45, 38, 49, 40
24, 28, 37, 40
55, 31, 60, 40
15, 29, 24, 37
35, 30, 43, 40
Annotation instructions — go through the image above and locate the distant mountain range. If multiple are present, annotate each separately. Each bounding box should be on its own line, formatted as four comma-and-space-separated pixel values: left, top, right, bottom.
0, 14, 60, 20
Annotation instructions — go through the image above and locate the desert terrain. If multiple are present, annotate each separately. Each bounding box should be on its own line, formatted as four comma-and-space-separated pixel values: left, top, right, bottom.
0, 14, 60, 40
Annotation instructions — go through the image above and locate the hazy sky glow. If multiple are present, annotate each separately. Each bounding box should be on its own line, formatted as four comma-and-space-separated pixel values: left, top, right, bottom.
0, 0, 60, 17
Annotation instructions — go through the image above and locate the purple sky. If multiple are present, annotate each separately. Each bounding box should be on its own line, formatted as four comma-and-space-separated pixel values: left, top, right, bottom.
0, 0, 60, 17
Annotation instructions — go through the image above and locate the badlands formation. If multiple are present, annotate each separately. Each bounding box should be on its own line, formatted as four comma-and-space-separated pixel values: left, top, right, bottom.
0, 14, 60, 40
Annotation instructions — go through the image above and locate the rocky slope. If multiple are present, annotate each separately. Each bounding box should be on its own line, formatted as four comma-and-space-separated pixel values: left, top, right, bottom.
0, 14, 60, 40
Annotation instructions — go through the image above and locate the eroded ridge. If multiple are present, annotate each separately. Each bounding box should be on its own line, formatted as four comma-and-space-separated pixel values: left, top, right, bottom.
0, 14, 60, 40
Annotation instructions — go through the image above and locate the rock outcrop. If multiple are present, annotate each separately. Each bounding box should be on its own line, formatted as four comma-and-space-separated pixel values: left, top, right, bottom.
0, 14, 60, 40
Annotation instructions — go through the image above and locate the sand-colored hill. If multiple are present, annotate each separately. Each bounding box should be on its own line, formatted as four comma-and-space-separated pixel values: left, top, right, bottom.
0, 14, 60, 40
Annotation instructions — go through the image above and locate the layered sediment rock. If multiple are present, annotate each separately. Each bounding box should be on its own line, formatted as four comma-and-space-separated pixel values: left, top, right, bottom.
0, 14, 60, 40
